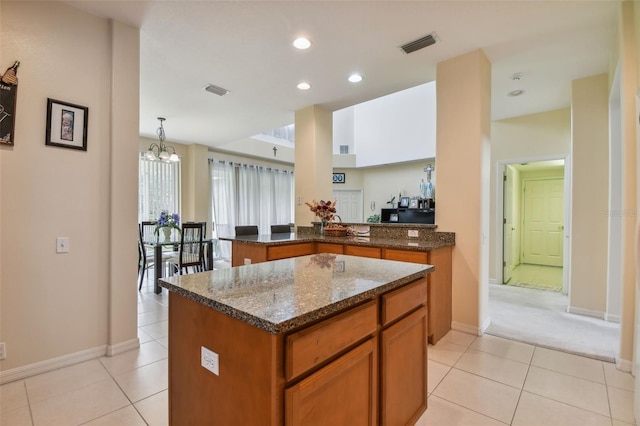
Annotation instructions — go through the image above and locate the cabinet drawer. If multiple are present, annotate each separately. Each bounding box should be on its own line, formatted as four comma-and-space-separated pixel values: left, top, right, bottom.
316, 242, 344, 254
285, 338, 377, 426
286, 300, 377, 381
381, 278, 428, 327
344, 245, 381, 259
383, 248, 428, 264
268, 242, 315, 260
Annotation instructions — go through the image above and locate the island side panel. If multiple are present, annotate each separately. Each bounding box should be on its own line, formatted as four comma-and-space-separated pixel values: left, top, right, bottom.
427, 246, 453, 344
231, 241, 268, 266
168, 293, 284, 425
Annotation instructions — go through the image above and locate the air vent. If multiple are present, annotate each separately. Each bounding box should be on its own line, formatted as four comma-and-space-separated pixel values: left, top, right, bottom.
400, 33, 439, 54
339, 145, 349, 154
204, 84, 229, 96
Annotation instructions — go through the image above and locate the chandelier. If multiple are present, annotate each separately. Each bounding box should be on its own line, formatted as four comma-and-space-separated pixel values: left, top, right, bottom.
145, 117, 179, 162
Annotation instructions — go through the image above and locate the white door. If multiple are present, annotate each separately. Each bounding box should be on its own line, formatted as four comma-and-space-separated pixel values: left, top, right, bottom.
522, 178, 564, 266
503, 167, 514, 283
332, 190, 363, 223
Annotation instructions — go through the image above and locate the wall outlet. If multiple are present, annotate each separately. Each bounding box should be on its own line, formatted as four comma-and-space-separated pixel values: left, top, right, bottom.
408, 230, 419, 238
244, 258, 252, 265
56, 237, 70, 253
201, 346, 219, 375
0, 342, 6, 360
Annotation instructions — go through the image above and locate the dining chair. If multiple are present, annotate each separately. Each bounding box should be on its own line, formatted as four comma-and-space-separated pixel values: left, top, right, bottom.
170, 222, 205, 275
138, 224, 155, 290
270, 224, 291, 234
235, 225, 259, 236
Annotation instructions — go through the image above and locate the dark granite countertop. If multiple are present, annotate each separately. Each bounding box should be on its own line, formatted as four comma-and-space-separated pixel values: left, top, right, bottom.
219, 233, 453, 251
160, 254, 432, 334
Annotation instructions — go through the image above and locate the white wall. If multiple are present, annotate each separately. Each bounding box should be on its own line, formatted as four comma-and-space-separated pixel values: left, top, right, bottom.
0, 1, 139, 379
333, 81, 436, 168
334, 159, 436, 222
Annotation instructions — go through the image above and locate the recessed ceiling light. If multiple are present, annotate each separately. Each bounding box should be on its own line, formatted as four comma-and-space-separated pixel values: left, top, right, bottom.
507, 89, 525, 97
293, 37, 311, 50
348, 74, 363, 83
297, 82, 311, 90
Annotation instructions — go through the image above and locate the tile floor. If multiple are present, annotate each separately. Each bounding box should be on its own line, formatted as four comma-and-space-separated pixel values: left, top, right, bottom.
506, 263, 563, 292
1, 271, 635, 425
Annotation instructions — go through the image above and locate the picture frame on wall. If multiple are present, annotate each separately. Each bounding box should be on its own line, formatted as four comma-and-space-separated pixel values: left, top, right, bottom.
332, 172, 345, 184
399, 197, 410, 208
46, 98, 88, 151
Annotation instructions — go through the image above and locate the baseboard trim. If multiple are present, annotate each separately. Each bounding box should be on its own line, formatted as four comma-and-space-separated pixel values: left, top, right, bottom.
107, 338, 140, 357
0, 345, 107, 385
451, 321, 482, 336
488, 278, 498, 285
604, 313, 621, 323
566, 305, 605, 319
617, 357, 632, 373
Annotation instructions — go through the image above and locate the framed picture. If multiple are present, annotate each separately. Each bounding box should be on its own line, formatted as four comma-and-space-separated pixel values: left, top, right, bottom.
332, 172, 345, 184
409, 198, 418, 209
399, 196, 410, 208
46, 98, 88, 151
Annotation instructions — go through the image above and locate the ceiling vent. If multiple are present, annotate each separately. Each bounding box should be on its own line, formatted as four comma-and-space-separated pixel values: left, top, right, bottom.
204, 84, 229, 96
400, 32, 439, 54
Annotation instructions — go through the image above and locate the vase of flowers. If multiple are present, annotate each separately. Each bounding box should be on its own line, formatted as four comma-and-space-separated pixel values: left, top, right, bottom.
305, 199, 336, 235
155, 210, 181, 242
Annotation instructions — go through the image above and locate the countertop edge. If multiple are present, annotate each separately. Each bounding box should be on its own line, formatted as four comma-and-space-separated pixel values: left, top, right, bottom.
160, 265, 433, 334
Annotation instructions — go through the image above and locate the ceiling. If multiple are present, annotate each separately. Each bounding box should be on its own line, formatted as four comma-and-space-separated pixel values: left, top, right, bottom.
65, 1, 619, 150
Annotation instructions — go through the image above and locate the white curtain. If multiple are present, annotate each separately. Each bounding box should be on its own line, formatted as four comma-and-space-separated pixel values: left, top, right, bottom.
138, 156, 181, 223
210, 159, 294, 260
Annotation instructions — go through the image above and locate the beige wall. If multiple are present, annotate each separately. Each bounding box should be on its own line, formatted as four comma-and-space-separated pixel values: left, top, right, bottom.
436, 49, 492, 334
294, 106, 333, 225
1, 1, 139, 377
489, 109, 571, 280
570, 74, 610, 316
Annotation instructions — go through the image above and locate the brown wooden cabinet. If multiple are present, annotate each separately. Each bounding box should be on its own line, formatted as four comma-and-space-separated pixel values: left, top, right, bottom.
229, 238, 452, 343
285, 338, 378, 426
383, 246, 452, 344
344, 244, 381, 258
381, 307, 428, 425
168, 274, 428, 425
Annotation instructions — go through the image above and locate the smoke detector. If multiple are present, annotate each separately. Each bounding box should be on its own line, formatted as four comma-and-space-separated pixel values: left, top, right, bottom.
400, 32, 439, 54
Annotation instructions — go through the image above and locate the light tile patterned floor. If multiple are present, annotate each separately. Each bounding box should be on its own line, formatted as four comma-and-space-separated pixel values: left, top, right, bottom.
1, 271, 635, 425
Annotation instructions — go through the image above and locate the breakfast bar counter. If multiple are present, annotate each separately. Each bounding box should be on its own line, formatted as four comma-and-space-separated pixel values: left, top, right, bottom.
160, 254, 433, 425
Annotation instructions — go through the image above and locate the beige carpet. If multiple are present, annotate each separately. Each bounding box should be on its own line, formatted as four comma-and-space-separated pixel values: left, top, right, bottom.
486, 283, 619, 362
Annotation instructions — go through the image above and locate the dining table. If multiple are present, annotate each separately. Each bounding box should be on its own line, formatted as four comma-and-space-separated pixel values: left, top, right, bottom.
144, 237, 216, 294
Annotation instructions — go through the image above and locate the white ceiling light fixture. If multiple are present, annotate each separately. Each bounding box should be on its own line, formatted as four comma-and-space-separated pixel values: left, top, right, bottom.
293, 37, 311, 50
145, 117, 180, 162
297, 82, 311, 90
204, 83, 229, 96
348, 73, 363, 83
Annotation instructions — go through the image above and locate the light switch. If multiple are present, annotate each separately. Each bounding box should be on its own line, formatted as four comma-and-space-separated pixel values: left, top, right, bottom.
408, 230, 419, 238
56, 237, 70, 253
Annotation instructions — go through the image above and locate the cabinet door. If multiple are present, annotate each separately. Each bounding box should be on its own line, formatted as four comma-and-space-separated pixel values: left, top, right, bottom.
344, 245, 381, 258
315, 242, 344, 254
381, 306, 428, 426
427, 246, 452, 344
285, 338, 378, 426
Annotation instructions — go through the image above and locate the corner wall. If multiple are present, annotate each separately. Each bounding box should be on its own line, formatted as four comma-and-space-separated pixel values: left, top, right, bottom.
0, 1, 139, 378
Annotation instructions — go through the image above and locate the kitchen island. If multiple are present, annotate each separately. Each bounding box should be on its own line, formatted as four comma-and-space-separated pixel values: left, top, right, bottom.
160, 254, 433, 425
220, 230, 453, 344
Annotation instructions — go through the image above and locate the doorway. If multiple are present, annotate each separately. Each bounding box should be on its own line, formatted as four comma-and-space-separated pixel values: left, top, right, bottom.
332, 190, 363, 223
501, 160, 566, 292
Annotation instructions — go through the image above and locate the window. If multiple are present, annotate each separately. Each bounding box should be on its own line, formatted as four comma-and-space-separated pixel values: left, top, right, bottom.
138, 156, 181, 222
210, 159, 293, 259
